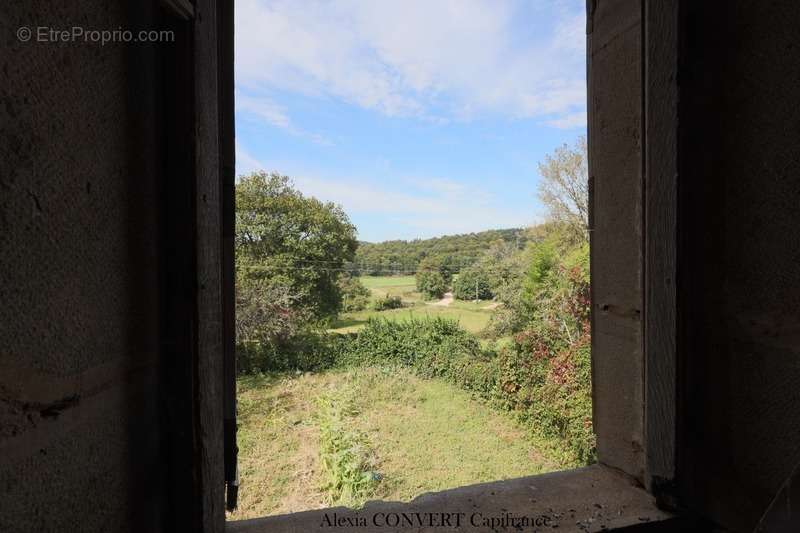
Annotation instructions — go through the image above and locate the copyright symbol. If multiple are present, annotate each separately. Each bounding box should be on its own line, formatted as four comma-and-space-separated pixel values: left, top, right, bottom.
17, 26, 32, 42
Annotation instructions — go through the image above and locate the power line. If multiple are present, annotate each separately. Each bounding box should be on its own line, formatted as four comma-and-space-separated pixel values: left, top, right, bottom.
237, 264, 525, 276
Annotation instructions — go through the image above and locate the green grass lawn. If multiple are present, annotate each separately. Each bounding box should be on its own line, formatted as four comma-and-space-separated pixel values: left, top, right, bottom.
330, 275, 498, 334
229, 367, 561, 520
329, 306, 493, 334
360, 275, 417, 290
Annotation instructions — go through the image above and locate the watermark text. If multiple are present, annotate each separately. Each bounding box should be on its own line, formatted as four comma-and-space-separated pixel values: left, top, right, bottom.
17, 26, 174, 46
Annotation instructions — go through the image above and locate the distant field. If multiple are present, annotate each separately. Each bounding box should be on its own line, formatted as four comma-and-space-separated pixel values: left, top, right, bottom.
360, 275, 417, 289
330, 306, 494, 334
330, 275, 498, 334
360, 275, 419, 301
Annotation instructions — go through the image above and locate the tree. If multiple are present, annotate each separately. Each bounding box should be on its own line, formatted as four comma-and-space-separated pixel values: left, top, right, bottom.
235, 172, 358, 322
337, 273, 371, 312
453, 265, 493, 301
417, 256, 453, 284
354, 228, 529, 276
537, 136, 589, 239
235, 275, 308, 345
416, 271, 447, 300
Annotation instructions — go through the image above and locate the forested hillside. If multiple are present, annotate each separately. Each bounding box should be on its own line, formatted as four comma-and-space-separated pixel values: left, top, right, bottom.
352, 228, 530, 275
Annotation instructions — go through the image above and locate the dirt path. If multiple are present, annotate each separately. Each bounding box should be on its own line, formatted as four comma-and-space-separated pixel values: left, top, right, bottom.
428, 291, 454, 307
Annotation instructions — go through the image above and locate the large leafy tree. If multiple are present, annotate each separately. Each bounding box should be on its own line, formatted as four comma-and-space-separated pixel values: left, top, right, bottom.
235, 172, 358, 323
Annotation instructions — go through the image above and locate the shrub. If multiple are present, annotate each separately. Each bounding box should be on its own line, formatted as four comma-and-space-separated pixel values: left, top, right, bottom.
372, 294, 404, 311
235, 278, 310, 347
336, 317, 481, 369
415, 270, 447, 300
236, 330, 339, 373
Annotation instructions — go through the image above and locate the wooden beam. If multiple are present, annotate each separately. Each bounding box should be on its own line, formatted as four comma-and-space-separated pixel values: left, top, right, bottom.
217, 0, 239, 513
588, 0, 646, 481
193, 0, 225, 530
643, 0, 679, 498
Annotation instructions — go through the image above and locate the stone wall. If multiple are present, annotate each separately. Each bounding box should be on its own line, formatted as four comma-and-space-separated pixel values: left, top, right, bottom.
0, 2, 166, 530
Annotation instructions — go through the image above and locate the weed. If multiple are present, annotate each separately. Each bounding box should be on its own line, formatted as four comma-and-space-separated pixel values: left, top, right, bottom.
316, 382, 380, 507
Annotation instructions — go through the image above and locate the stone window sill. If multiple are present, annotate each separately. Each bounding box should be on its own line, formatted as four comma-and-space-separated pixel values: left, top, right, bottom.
226, 464, 687, 532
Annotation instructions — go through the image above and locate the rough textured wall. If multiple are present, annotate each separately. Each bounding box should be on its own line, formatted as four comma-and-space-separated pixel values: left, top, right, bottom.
0, 2, 165, 531
678, 2, 800, 530
588, 0, 645, 482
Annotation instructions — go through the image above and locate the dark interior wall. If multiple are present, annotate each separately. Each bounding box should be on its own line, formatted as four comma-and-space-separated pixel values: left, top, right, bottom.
678, 2, 800, 530
0, 2, 165, 531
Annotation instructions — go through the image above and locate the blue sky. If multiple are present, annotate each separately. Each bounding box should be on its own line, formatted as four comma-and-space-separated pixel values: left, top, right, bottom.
235, 0, 586, 242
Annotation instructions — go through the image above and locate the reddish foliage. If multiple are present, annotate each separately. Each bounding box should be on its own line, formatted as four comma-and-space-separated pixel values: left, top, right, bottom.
513, 329, 551, 361
548, 350, 576, 385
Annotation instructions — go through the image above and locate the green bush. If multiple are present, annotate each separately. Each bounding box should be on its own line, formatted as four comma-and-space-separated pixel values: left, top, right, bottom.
372, 294, 404, 311
235, 331, 340, 373
336, 317, 481, 369
415, 270, 447, 300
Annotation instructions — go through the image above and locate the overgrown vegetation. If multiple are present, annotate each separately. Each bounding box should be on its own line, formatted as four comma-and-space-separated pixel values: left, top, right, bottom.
235, 172, 357, 370
337, 291, 593, 465
371, 294, 404, 311
234, 136, 594, 511
230, 368, 558, 519
316, 384, 380, 507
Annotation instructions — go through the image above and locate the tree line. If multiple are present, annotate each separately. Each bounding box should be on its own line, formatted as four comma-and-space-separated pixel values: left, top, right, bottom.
351, 228, 530, 276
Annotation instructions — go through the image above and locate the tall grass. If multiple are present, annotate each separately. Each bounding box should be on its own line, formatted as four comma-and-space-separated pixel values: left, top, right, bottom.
316, 382, 380, 507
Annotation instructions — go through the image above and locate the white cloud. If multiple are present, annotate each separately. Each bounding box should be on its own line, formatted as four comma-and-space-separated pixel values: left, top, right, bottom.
235, 0, 586, 126
237, 94, 291, 129
291, 174, 538, 240
237, 93, 333, 145
545, 110, 587, 129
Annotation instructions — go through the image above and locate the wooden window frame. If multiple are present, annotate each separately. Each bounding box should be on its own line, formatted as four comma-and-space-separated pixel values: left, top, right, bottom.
181, 0, 688, 531
158, 0, 230, 530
